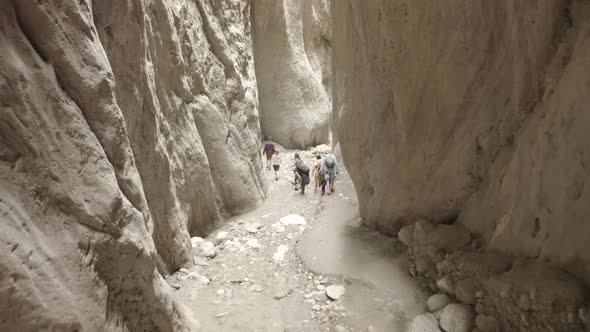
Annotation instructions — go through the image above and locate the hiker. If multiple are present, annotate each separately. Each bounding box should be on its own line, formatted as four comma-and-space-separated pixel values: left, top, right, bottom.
293, 153, 310, 194
262, 137, 275, 170
312, 154, 322, 192
321, 153, 339, 195
272, 151, 281, 181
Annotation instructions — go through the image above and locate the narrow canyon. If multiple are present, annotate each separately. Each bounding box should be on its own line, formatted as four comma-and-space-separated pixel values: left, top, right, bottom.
0, 0, 589, 331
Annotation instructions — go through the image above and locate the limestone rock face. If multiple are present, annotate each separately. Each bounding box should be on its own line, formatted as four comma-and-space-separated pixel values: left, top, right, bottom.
332, 0, 590, 283
0, 0, 262, 330
252, 0, 331, 148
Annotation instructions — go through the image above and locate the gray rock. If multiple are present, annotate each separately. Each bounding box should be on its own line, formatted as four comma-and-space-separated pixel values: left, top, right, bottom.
326, 285, 346, 300
427, 293, 451, 312
409, 313, 442, 332
440, 304, 474, 332
200, 241, 217, 258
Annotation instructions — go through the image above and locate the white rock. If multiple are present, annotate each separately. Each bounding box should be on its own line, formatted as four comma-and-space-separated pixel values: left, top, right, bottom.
427, 293, 451, 312
245, 226, 259, 234
246, 238, 260, 248
200, 241, 217, 258
279, 214, 307, 225
317, 284, 326, 291
272, 245, 289, 264
440, 304, 474, 332
271, 222, 286, 233
249, 285, 263, 293
187, 273, 210, 285
215, 231, 228, 242
191, 236, 204, 248
334, 325, 347, 332
326, 285, 345, 300
409, 313, 441, 332
312, 304, 321, 311
179, 268, 189, 274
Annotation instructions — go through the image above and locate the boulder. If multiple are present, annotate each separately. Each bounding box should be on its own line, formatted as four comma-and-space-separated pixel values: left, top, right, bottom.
439, 304, 474, 332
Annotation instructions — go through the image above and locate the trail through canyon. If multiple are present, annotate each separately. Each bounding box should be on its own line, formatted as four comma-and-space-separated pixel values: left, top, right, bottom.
171, 151, 427, 331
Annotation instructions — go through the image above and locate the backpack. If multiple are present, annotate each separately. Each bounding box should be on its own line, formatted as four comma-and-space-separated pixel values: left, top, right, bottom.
325, 157, 335, 169
296, 163, 310, 174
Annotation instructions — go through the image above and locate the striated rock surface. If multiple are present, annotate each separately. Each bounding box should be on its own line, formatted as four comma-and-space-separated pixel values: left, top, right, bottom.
332, 0, 590, 285
252, 0, 331, 148
0, 0, 263, 330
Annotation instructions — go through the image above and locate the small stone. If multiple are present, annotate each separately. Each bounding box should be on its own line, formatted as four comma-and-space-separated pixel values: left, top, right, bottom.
186, 272, 210, 285
215, 231, 229, 243
273, 288, 292, 300
249, 285, 263, 293
427, 293, 450, 312
246, 238, 260, 248
246, 226, 259, 234
366, 326, 377, 332
169, 283, 181, 290
440, 303, 474, 332
326, 285, 345, 300
272, 245, 289, 264
312, 304, 321, 311
279, 214, 307, 225
334, 325, 347, 332
215, 311, 229, 318
317, 284, 326, 291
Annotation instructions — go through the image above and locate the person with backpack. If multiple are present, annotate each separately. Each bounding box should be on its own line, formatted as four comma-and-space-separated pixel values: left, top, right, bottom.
293, 153, 310, 194
262, 137, 276, 170
312, 155, 322, 192
321, 153, 339, 195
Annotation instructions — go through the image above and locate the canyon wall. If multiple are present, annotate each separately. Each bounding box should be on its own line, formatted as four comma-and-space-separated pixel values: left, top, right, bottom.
252, 0, 332, 148
332, 0, 590, 286
0, 0, 263, 330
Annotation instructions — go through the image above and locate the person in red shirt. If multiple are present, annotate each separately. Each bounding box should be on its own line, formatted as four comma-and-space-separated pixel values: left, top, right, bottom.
262, 137, 276, 170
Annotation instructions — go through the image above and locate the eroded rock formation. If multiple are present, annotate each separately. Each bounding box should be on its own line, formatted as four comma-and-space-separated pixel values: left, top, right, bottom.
0, 0, 263, 330
332, 0, 590, 287
252, 0, 331, 148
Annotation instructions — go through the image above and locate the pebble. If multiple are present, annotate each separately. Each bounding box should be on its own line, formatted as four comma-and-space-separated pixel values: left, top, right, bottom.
326, 285, 345, 300
272, 245, 289, 264
334, 325, 347, 332
249, 285, 263, 293
317, 284, 326, 291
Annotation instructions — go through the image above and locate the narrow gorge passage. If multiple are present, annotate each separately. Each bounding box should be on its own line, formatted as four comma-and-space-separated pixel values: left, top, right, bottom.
2, 0, 590, 331
173, 150, 427, 332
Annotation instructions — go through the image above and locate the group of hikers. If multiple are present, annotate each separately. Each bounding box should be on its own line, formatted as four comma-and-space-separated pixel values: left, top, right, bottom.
262, 137, 339, 196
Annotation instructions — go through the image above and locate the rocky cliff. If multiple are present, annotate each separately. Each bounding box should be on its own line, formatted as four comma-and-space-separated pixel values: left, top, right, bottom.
0, 0, 263, 330
252, 0, 331, 148
332, 0, 590, 287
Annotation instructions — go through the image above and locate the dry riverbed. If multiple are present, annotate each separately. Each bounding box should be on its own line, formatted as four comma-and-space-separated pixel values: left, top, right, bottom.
170, 150, 428, 331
